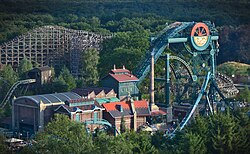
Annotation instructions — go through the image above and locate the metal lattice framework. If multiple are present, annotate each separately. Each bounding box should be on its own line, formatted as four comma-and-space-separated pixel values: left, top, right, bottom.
0, 26, 110, 76
135, 21, 238, 101
134, 21, 239, 136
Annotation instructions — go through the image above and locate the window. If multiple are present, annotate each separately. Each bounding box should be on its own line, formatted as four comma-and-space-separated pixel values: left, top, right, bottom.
75, 114, 80, 122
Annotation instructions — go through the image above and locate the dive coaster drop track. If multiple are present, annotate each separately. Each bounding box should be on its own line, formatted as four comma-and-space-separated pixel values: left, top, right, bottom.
170, 71, 211, 137
134, 21, 237, 137
0, 79, 36, 109
135, 22, 193, 85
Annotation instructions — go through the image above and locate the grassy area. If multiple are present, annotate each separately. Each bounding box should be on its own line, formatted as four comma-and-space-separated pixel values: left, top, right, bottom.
217, 61, 250, 76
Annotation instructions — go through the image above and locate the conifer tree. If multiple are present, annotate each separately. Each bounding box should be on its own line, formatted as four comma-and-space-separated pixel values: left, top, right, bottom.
0, 64, 18, 86
58, 66, 76, 91
80, 48, 99, 86
34, 114, 94, 153
18, 57, 33, 79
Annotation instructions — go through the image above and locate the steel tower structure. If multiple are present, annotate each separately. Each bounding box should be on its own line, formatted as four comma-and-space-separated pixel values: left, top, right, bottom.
134, 21, 239, 133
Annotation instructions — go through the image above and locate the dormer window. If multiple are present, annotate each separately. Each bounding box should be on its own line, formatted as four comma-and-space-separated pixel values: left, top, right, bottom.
116, 104, 123, 112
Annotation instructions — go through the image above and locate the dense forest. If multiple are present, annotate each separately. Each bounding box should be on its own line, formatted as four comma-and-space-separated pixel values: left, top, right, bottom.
1, 109, 249, 154
1, 0, 250, 66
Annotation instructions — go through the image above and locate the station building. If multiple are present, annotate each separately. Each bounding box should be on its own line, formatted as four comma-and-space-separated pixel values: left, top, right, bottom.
55, 98, 105, 131
12, 92, 81, 133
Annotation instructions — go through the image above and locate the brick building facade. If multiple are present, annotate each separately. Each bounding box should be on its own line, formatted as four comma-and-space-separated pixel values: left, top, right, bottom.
102, 99, 150, 134
55, 98, 104, 131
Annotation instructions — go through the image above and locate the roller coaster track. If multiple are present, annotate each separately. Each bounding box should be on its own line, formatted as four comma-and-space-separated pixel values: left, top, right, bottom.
170, 72, 211, 138
84, 118, 120, 135
135, 22, 193, 85
133, 21, 237, 138
168, 72, 237, 138
84, 118, 112, 127
0, 79, 36, 109
169, 55, 196, 81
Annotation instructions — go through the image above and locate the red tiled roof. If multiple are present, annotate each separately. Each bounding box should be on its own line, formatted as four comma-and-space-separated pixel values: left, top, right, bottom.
151, 109, 167, 116
102, 101, 130, 112
134, 100, 149, 108
109, 73, 139, 82
102, 100, 148, 112
110, 68, 130, 74
103, 100, 150, 118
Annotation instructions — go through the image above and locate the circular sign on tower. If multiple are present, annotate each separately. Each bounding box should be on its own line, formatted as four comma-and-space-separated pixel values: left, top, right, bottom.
191, 22, 211, 51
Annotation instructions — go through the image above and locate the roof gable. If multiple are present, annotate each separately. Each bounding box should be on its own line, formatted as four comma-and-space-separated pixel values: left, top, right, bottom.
55, 105, 71, 114
95, 90, 105, 98
105, 89, 116, 97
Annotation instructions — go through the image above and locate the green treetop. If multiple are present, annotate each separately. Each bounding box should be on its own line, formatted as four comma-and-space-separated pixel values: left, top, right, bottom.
58, 66, 76, 91
18, 57, 33, 79
80, 48, 100, 86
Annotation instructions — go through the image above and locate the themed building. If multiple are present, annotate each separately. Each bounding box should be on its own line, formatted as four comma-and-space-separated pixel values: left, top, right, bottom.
102, 99, 150, 133
101, 66, 139, 100
55, 98, 104, 131
12, 87, 120, 134
12, 92, 81, 133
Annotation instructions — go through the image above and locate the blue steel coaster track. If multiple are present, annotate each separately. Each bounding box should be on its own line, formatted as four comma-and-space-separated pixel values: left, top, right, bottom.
134, 22, 193, 85
134, 21, 237, 137
170, 71, 211, 138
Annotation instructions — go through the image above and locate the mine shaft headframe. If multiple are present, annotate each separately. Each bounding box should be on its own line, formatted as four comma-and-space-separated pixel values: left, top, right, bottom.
168, 21, 219, 51
190, 22, 211, 51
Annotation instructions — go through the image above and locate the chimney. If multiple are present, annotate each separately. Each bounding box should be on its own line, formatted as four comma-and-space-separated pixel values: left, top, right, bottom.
130, 98, 137, 131
113, 64, 116, 70
122, 65, 125, 69
150, 49, 159, 111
